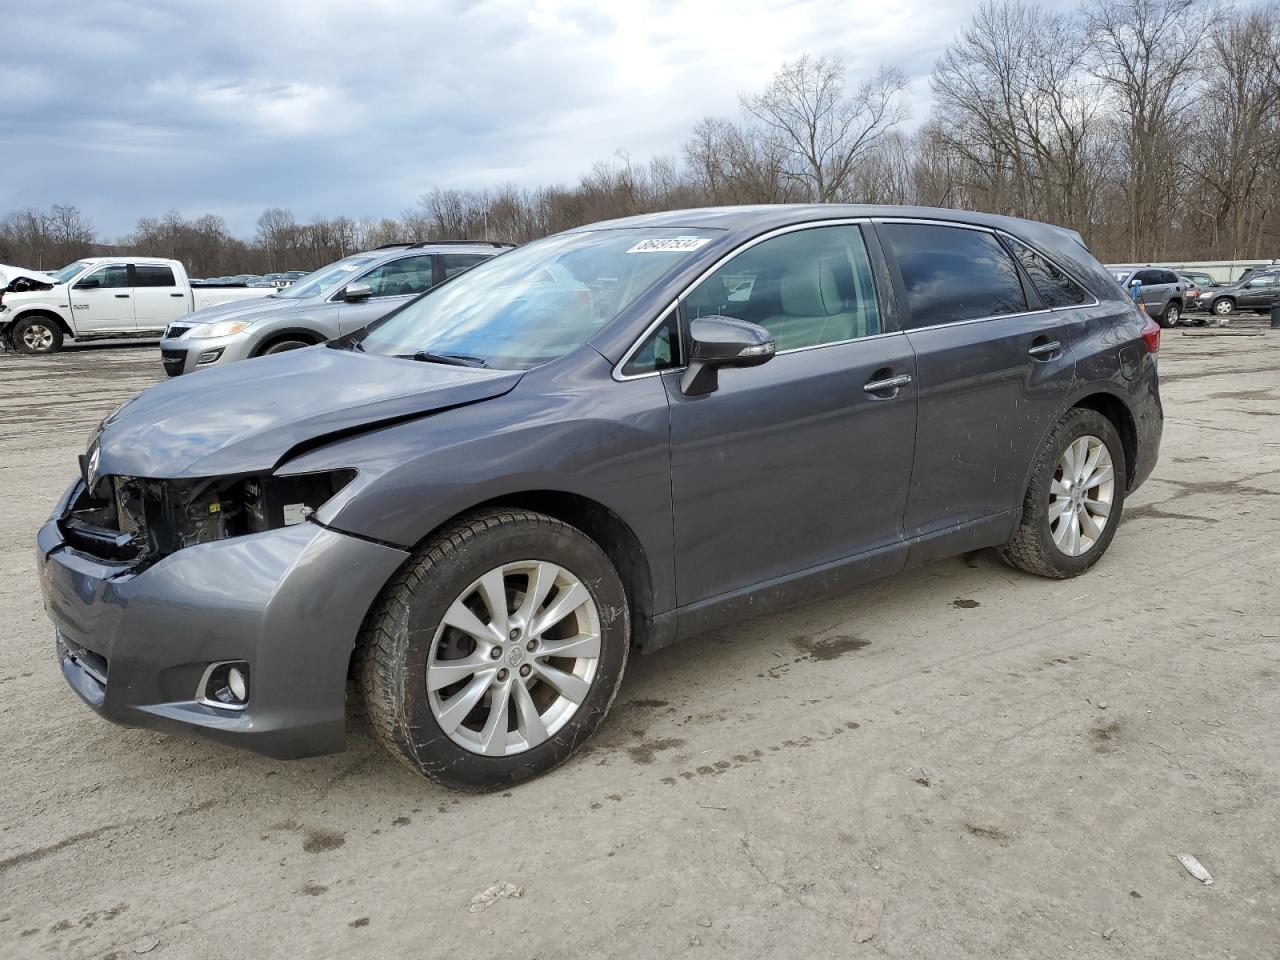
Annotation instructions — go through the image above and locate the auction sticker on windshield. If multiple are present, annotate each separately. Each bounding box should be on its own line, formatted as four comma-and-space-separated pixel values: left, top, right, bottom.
626, 236, 712, 254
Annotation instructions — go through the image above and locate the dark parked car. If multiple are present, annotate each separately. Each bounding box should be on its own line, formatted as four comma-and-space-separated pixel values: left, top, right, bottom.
1111, 267, 1186, 327
1196, 269, 1280, 317
37, 205, 1163, 790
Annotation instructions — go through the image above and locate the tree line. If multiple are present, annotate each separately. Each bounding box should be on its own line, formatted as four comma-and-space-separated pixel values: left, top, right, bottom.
2, 0, 1277, 278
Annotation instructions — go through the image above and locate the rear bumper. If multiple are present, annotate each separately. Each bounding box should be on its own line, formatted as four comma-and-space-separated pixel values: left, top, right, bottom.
37, 504, 407, 759
1130, 366, 1163, 494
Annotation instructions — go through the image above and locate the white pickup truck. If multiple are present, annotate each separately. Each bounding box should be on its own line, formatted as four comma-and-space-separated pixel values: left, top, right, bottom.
0, 257, 272, 354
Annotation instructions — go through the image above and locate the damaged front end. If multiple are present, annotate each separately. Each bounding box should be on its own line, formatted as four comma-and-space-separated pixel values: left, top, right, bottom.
61, 470, 356, 566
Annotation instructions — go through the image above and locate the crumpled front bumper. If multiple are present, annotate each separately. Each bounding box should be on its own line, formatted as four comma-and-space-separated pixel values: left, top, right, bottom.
36, 494, 408, 759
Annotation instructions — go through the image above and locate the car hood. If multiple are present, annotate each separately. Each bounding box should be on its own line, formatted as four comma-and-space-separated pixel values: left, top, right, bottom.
93, 346, 523, 479
182, 295, 316, 325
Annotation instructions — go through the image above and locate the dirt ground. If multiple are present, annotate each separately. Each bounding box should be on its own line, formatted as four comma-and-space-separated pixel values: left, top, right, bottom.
2, 321, 1278, 960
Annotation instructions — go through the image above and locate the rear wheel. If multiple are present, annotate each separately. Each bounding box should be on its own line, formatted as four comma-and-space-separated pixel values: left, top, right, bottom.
12, 316, 64, 354
1000, 408, 1127, 579
1160, 302, 1181, 328
360, 508, 629, 790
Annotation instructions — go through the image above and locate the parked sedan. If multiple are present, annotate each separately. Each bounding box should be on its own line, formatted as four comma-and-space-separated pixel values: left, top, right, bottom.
38, 205, 1162, 790
1196, 270, 1280, 317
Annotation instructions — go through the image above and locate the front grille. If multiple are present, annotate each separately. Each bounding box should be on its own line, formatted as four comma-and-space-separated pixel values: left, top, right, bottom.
165, 324, 192, 339
161, 348, 187, 377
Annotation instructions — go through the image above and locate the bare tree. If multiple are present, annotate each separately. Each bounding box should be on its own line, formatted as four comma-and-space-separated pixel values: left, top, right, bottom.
743, 55, 910, 202
1083, 0, 1205, 259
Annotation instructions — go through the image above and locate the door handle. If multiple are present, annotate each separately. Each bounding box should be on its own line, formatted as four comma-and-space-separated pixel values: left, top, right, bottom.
169, 293, 184, 298
1028, 340, 1062, 359
114, 293, 130, 299
863, 373, 912, 393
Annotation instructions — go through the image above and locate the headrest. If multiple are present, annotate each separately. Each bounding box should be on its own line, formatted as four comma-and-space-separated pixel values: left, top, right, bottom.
779, 259, 841, 316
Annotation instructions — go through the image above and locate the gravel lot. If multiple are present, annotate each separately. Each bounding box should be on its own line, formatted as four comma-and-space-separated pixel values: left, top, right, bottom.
2, 324, 1278, 959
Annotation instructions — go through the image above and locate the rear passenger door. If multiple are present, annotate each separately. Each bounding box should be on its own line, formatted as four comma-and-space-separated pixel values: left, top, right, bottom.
130, 263, 188, 331
660, 222, 918, 606
337, 254, 437, 334
875, 220, 1077, 544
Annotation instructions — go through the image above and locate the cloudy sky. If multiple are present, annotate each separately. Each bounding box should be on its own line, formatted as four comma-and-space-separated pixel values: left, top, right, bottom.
3, 0, 1053, 238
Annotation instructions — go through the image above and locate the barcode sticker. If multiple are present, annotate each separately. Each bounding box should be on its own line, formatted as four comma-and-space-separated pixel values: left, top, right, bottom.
626, 236, 712, 254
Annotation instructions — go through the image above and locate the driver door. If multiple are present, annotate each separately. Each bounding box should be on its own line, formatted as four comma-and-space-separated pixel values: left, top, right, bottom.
69, 264, 134, 334
661, 223, 917, 610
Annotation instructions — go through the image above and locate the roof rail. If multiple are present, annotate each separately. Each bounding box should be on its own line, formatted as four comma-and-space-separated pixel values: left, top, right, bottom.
405, 240, 516, 249
373, 242, 413, 250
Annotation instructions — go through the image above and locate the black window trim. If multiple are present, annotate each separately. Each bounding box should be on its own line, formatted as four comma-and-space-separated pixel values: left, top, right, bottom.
128, 262, 178, 288
613, 217, 900, 382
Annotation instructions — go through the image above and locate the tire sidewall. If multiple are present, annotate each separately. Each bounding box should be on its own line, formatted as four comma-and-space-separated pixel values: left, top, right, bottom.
13, 316, 63, 354
1213, 298, 1233, 316
1029, 411, 1127, 576
390, 519, 628, 789
261, 339, 310, 355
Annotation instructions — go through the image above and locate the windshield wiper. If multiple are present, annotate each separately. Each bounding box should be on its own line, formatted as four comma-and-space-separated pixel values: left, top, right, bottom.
406, 350, 488, 368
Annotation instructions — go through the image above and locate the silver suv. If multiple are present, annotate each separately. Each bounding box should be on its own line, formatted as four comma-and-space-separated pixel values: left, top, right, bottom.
1110, 267, 1186, 328
158, 242, 510, 375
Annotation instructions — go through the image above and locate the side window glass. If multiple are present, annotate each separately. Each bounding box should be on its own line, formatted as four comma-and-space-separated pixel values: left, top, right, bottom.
133, 264, 176, 287
680, 225, 882, 352
359, 255, 435, 298
441, 253, 491, 279
1252, 273, 1277, 287
1006, 238, 1088, 307
77, 265, 129, 289
622, 310, 680, 376
881, 223, 1027, 328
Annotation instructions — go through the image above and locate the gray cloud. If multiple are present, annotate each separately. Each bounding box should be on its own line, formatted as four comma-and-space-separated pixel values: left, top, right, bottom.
0, 0, 1069, 237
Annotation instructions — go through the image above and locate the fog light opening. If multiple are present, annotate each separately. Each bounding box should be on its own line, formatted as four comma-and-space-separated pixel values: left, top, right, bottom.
196, 347, 224, 365
200, 661, 250, 710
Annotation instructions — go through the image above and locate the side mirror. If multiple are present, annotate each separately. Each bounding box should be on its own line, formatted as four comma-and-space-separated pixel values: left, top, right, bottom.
680, 315, 775, 396
76, 278, 100, 289
342, 282, 373, 302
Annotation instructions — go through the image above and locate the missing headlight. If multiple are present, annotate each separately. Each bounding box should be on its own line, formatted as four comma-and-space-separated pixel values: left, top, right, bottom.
60, 470, 355, 563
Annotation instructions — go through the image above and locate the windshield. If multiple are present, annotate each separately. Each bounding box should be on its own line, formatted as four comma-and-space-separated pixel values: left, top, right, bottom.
353, 229, 720, 370
275, 256, 377, 300
51, 261, 92, 283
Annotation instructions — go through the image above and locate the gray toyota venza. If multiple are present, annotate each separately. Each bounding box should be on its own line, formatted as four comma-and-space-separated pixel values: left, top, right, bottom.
37, 206, 1163, 789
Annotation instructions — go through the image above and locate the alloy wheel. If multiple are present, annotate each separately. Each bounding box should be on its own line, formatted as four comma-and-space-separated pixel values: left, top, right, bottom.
1048, 435, 1115, 557
1214, 299, 1233, 316
426, 560, 601, 756
22, 323, 55, 351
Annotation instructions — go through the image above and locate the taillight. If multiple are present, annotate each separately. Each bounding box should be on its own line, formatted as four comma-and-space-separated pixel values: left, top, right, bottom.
1140, 315, 1161, 353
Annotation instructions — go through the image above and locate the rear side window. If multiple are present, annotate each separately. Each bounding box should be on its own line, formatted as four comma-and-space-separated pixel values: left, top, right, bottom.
1006, 238, 1089, 307
441, 253, 491, 279
881, 223, 1027, 328
133, 264, 176, 287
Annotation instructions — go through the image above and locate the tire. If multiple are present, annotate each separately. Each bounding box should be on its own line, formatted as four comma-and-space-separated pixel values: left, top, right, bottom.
1000, 408, 1127, 579
259, 338, 311, 355
1212, 298, 1235, 316
1160, 302, 1180, 328
11, 315, 64, 354
360, 508, 630, 790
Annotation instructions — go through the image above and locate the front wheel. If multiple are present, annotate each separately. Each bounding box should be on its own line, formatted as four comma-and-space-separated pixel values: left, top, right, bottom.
11, 316, 64, 354
1212, 298, 1235, 316
259, 338, 311, 355
360, 509, 629, 790
1000, 408, 1127, 579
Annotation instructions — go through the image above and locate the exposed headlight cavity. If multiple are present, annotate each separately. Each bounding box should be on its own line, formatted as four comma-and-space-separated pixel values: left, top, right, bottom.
62, 470, 356, 564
